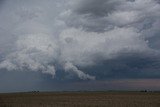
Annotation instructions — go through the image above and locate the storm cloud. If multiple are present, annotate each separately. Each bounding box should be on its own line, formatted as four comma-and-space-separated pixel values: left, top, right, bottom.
0, 0, 160, 89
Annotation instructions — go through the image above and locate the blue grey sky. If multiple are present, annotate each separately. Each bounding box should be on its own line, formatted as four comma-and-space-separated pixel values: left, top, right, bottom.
0, 0, 160, 92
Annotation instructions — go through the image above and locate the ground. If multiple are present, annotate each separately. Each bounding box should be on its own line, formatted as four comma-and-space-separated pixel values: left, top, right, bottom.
0, 92, 160, 107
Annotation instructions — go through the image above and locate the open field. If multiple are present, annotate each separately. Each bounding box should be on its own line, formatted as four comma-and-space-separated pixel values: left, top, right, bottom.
0, 92, 160, 107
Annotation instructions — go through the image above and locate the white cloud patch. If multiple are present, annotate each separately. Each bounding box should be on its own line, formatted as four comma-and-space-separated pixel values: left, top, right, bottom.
64, 62, 95, 80
0, 0, 160, 80
59, 27, 149, 67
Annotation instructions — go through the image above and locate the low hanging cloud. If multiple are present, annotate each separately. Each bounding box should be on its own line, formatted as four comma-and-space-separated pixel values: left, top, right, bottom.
0, 0, 160, 80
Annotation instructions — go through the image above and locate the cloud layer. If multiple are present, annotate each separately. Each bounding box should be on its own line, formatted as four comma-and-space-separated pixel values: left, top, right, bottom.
0, 0, 160, 80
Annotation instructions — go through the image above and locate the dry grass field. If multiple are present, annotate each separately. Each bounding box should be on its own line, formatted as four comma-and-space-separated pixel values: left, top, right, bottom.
0, 91, 160, 107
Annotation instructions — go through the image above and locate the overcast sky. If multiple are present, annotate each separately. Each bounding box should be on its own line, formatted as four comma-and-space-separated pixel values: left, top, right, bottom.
0, 0, 160, 92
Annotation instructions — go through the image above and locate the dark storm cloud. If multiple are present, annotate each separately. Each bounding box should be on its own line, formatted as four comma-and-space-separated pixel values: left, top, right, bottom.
62, 0, 124, 32
73, 0, 122, 16
82, 53, 160, 80
63, 0, 160, 32
0, 0, 160, 88
49, 51, 160, 81
155, 0, 160, 3
0, 0, 5, 6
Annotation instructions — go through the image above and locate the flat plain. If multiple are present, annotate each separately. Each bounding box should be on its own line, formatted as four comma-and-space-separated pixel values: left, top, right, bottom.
0, 91, 160, 107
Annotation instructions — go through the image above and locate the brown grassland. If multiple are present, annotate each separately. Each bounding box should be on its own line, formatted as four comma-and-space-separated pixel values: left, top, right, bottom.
0, 91, 160, 107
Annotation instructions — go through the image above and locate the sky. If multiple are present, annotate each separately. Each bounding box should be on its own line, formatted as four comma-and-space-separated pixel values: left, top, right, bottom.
0, 0, 160, 92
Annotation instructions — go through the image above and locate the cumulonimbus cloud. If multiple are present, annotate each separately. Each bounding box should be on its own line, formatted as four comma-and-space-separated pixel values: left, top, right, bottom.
0, 0, 160, 80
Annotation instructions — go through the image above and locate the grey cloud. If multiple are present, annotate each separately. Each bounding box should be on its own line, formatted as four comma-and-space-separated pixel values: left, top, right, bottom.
0, 0, 160, 81
0, 0, 5, 8
81, 53, 160, 80
62, 0, 160, 32
72, 0, 123, 16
